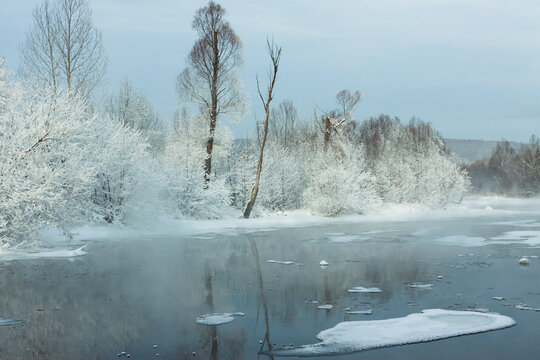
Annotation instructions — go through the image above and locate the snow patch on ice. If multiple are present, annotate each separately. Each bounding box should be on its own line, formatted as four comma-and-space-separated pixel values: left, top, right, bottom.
491, 231, 540, 247
348, 287, 382, 293
196, 312, 244, 326
345, 310, 373, 315
407, 283, 433, 289
0, 245, 87, 262
317, 304, 333, 310
267, 260, 295, 265
265, 309, 515, 357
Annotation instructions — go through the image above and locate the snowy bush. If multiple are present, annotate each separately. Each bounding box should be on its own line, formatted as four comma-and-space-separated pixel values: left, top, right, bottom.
161, 114, 233, 219
302, 140, 380, 216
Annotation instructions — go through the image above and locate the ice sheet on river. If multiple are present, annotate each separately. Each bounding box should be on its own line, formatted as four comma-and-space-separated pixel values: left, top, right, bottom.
264, 309, 515, 357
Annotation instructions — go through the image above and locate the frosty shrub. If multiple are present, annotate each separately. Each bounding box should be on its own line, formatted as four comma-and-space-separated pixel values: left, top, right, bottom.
302, 140, 380, 216
162, 114, 233, 219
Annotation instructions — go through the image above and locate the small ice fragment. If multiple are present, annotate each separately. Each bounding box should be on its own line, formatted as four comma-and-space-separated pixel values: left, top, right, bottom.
196, 312, 244, 325
493, 297, 505, 301
258, 340, 263, 344
346, 310, 373, 315
320, 260, 329, 266
153, 345, 158, 348
471, 308, 490, 313
531, 255, 539, 259
267, 260, 295, 265
343, 307, 351, 311
0, 318, 22, 326
515, 303, 540, 311
437, 276, 444, 280
121, 352, 126, 356
348, 287, 382, 293
485, 206, 493, 210
311, 300, 320, 304
407, 283, 433, 289
317, 304, 333, 310
519, 257, 530, 265
127, 355, 130, 358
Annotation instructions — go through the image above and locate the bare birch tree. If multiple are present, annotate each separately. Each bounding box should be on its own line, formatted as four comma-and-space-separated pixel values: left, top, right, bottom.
177, 1, 244, 184
243, 40, 281, 219
19, 0, 106, 99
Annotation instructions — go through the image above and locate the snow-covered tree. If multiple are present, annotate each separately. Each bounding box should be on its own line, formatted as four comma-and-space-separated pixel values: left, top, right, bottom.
162, 112, 233, 219
0, 81, 99, 245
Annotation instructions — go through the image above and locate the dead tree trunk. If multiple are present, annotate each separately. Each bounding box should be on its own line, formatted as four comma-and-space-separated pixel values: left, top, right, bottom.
323, 116, 332, 152
243, 40, 281, 219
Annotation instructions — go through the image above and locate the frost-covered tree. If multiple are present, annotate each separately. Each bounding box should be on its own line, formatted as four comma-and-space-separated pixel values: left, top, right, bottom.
302, 138, 380, 216
177, 1, 244, 183
0, 81, 99, 245
162, 112, 233, 219
105, 79, 164, 155
19, 0, 106, 99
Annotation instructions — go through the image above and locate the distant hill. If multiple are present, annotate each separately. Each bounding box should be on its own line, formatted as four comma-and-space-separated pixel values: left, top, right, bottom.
444, 139, 522, 164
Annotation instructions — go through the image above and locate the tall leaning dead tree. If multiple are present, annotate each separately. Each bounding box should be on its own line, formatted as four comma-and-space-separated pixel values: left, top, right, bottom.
318, 89, 361, 151
177, 1, 244, 184
19, 0, 106, 100
243, 40, 281, 219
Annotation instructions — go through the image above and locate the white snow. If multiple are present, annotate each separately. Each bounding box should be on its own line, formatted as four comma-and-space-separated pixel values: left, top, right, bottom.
515, 304, 540, 312
317, 304, 333, 310
345, 310, 373, 315
196, 312, 244, 326
0, 245, 87, 262
348, 287, 382, 293
267, 260, 295, 265
407, 283, 433, 289
265, 309, 515, 356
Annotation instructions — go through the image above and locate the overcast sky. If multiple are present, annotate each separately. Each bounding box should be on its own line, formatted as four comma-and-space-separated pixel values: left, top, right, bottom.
1, 0, 539, 141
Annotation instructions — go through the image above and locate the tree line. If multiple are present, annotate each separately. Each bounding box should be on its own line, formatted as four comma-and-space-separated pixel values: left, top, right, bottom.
0, 0, 470, 246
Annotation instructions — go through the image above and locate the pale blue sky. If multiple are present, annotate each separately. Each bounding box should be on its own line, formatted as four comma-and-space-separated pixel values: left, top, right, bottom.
1, 0, 539, 141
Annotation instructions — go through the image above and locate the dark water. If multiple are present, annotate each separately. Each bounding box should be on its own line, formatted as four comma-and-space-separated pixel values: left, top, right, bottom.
0, 203, 539, 359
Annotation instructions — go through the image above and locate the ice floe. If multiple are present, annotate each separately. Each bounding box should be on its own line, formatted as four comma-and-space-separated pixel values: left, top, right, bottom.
196, 312, 244, 325
519, 257, 530, 265
345, 310, 373, 315
319, 260, 329, 266
407, 283, 433, 289
267, 260, 295, 265
515, 304, 540, 312
348, 287, 382, 293
0, 245, 87, 262
317, 304, 333, 310
264, 309, 515, 357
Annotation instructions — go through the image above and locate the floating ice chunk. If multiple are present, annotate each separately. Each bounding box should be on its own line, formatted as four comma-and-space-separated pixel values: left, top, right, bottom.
348, 287, 382, 293
264, 309, 515, 357
485, 206, 493, 210
0, 318, 22, 326
515, 303, 540, 312
519, 257, 530, 265
267, 260, 295, 265
493, 297, 505, 301
311, 300, 320, 304
196, 312, 244, 326
437, 276, 444, 280
0, 245, 87, 262
407, 283, 433, 289
317, 305, 333, 310
345, 310, 373, 315
319, 260, 329, 266
328, 235, 365, 243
